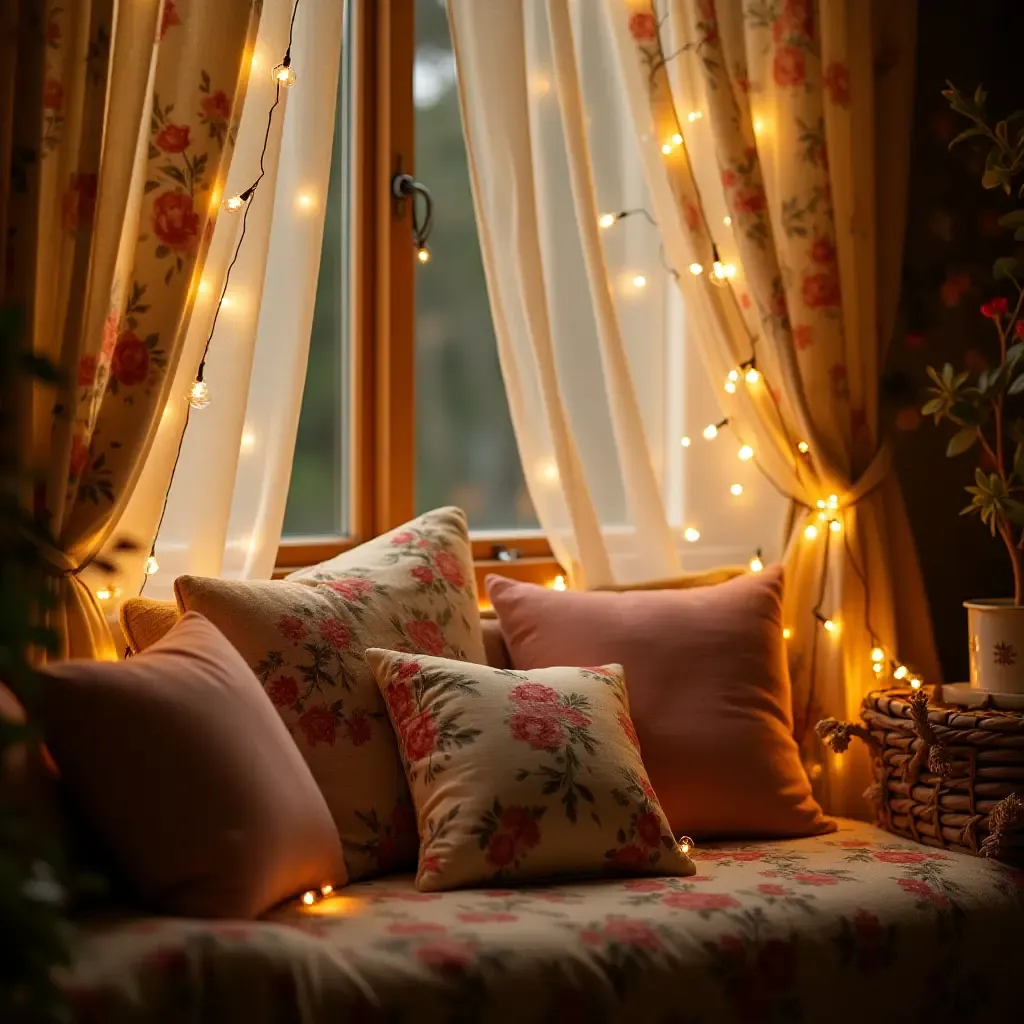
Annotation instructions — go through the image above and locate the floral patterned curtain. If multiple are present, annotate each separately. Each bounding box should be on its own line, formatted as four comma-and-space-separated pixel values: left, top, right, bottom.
610, 0, 938, 813
1, 0, 259, 658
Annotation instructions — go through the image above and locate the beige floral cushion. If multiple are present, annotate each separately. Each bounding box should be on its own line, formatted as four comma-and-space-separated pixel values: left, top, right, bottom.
365, 649, 695, 891
174, 507, 485, 881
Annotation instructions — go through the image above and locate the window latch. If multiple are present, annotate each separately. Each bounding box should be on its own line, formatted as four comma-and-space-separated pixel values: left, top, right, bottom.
392, 170, 434, 263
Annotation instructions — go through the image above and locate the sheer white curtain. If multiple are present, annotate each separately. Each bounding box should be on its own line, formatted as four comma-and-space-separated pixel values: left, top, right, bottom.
448, 1, 785, 588
104, 0, 343, 603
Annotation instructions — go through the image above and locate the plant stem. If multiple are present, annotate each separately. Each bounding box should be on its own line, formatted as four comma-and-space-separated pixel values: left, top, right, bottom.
1002, 520, 1024, 605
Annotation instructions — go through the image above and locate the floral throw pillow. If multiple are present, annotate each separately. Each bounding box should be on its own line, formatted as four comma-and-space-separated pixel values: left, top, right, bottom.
365, 649, 696, 891
174, 507, 485, 881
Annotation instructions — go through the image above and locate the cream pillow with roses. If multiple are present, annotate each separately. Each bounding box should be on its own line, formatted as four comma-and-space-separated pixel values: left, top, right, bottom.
365, 649, 696, 891
174, 507, 484, 881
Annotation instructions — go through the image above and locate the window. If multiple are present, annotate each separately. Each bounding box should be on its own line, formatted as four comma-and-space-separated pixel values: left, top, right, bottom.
278, 0, 554, 583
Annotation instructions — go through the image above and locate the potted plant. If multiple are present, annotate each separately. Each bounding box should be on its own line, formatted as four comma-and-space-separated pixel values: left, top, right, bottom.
923, 84, 1024, 695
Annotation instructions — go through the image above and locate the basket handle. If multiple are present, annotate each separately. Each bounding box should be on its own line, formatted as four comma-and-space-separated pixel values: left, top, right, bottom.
904, 690, 954, 784
815, 717, 875, 754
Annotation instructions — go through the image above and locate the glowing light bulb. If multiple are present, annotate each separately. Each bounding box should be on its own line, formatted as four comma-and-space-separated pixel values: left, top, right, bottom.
224, 194, 244, 212
95, 586, 112, 602
661, 142, 674, 155
748, 555, 763, 573
753, 117, 765, 135
782, 627, 792, 640
804, 524, 818, 540
727, 369, 740, 383
828, 494, 838, 507
296, 192, 315, 212
540, 460, 559, 483
240, 431, 255, 451
551, 575, 567, 591
893, 665, 909, 680
302, 891, 316, 906
689, 263, 704, 276
744, 367, 761, 385
671, 132, 683, 146
910, 677, 922, 690
829, 519, 841, 533
417, 246, 431, 264
632, 274, 647, 289
187, 379, 211, 409
730, 483, 743, 497
870, 647, 885, 663
872, 662, 883, 675
687, 111, 702, 122
723, 216, 732, 226
738, 445, 754, 461
823, 618, 838, 634
273, 63, 297, 87
320, 884, 333, 897
797, 440, 810, 454
703, 423, 719, 440
680, 436, 691, 447
677, 836, 694, 854
143, 555, 160, 576
724, 379, 737, 394
598, 213, 616, 229
684, 527, 700, 542
197, 278, 212, 298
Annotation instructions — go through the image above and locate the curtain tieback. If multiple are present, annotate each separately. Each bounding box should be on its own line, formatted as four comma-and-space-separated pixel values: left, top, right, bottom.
842, 441, 893, 509
35, 538, 86, 578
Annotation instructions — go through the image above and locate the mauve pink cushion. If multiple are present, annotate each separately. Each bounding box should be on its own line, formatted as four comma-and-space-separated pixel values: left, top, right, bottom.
488, 568, 833, 839
40, 613, 346, 918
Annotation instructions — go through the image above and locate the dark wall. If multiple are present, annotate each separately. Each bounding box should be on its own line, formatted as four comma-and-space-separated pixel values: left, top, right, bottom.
893, 0, 1024, 680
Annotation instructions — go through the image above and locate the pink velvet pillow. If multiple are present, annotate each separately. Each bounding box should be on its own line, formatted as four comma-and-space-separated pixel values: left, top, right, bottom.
487, 568, 833, 839
40, 613, 346, 918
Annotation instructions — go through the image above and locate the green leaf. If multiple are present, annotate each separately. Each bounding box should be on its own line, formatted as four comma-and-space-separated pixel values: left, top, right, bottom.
947, 427, 978, 456
1009, 374, 1024, 395
921, 398, 943, 416
999, 211, 1024, 230
1009, 343, 1024, 367
982, 168, 1004, 190
994, 256, 1019, 281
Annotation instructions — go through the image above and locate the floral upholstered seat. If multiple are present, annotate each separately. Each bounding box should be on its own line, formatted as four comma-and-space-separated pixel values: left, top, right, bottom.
65, 817, 1024, 1023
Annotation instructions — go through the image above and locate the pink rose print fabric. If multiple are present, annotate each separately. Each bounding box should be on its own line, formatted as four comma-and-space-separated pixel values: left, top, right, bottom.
63, 820, 1024, 1023
174, 507, 485, 881
365, 649, 694, 891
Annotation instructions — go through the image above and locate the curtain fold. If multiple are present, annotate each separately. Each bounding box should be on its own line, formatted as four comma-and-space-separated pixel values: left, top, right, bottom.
2, 0, 259, 659
452, 0, 938, 817
101, 0, 343, 604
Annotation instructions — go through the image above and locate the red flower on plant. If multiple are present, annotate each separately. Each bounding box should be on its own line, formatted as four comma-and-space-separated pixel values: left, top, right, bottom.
628, 12, 658, 41
406, 619, 445, 655
1015, 321, 1024, 340
485, 831, 517, 868
390, 530, 415, 545
433, 550, 465, 587
266, 675, 299, 708
151, 190, 200, 252
824, 61, 850, 106
810, 235, 836, 265
77, 354, 97, 387
68, 435, 89, 478
604, 919, 661, 950
386, 681, 415, 724
511, 682, 559, 705
981, 297, 1008, 319
62, 173, 98, 231
793, 872, 839, 886
733, 186, 767, 216
873, 850, 928, 864
509, 711, 563, 751
897, 877, 949, 906
43, 77, 63, 111
802, 270, 841, 308
609, 843, 648, 870
402, 710, 438, 761
319, 617, 350, 651
500, 806, 541, 848
411, 565, 434, 586
297, 705, 336, 747
277, 614, 307, 641
617, 709, 640, 749
663, 891, 740, 910
158, 0, 181, 40
344, 711, 372, 747
793, 324, 814, 351
323, 577, 372, 601
201, 90, 231, 123
635, 811, 663, 848
111, 331, 150, 386
773, 45, 806, 87
155, 123, 190, 153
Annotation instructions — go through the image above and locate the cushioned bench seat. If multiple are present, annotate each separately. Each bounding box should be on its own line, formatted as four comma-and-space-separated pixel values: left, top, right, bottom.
65, 817, 1024, 1023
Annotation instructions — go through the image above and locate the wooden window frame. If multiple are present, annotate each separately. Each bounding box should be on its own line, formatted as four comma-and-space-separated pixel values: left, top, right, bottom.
274, 0, 560, 588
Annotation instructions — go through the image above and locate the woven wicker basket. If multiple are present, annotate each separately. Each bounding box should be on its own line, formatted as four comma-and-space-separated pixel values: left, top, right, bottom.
817, 687, 1024, 863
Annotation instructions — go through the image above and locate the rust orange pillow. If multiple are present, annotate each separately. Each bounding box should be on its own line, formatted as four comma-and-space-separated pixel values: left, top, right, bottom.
487, 567, 833, 840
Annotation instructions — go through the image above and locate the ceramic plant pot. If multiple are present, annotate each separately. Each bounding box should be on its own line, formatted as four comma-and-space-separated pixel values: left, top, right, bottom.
965, 599, 1024, 694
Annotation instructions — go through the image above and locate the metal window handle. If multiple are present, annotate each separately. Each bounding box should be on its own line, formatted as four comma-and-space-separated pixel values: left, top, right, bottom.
391, 172, 434, 252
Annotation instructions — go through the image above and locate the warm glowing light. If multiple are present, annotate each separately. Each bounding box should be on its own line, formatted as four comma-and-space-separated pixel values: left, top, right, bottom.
910, 677, 923, 690
320, 884, 333, 897
744, 367, 761, 385
197, 278, 212, 297
240, 431, 255, 451
703, 423, 719, 440
727, 369, 740, 383
823, 618, 839, 634
296, 192, 315, 212
530, 72, 551, 97
671, 132, 683, 145
782, 627, 792, 640
224, 194, 244, 212
753, 117, 765, 135
748, 555, 763, 573
677, 836, 694, 854
187, 379, 211, 409
598, 213, 616, 229
872, 662, 883, 675
551, 575, 567, 592
730, 484, 743, 497
95, 586, 112, 601
804, 524, 819, 540
680, 435, 691, 447
540, 460, 559, 483
738, 444, 754, 461
797, 440, 810, 454
711, 261, 737, 284
143, 555, 160, 576
893, 665, 909, 680
632, 274, 647, 289
684, 527, 700, 542
661, 142, 674, 155
829, 519, 841, 533
828, 494, 838, 506
724, 380, 737, 394
723, 216, 732, 226
870, 647, 885, 663
417, 246, 431, 264
302, 891, 316, 906
273, 63, 297, 87
687, 111, 702, 123
219, 296, 233, 309
689, 262, 704, 276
